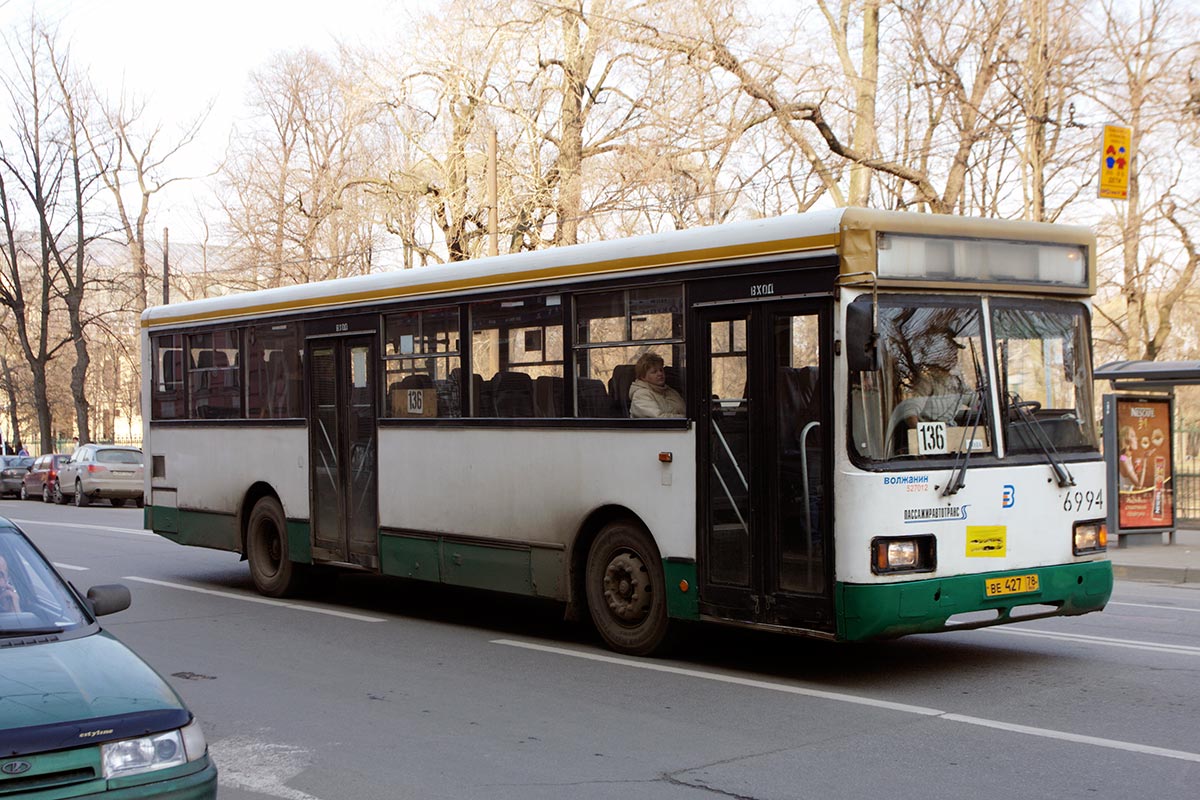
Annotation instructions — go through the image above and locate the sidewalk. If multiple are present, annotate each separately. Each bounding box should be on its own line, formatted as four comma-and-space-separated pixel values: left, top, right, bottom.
1106, 528, 1200, 584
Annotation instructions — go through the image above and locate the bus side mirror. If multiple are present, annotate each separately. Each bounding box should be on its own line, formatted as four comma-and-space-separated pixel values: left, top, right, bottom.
845, 301, 880, 371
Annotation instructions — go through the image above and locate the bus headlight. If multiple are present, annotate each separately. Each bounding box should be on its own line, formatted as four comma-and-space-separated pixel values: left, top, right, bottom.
101, 720, 207, 779
1073, 521, 1107, 555
871, 535, 936, 574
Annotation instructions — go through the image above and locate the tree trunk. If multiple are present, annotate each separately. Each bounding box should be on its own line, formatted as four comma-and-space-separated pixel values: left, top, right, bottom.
30, 363, 51, 455
554, 2, 589, 247
848, 0, 879, 207
0, 356, 22, 451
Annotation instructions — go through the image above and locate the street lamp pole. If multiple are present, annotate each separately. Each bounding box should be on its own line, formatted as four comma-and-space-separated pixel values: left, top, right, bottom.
162, 226, 170, 305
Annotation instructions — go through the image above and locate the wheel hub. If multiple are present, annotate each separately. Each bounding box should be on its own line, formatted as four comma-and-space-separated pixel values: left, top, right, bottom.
602, 552, 650, 623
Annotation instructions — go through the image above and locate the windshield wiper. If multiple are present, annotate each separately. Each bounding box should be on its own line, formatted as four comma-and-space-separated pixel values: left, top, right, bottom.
943, 340, 990, 497
943, 385, 988, 497
0, 627, 63, 637
1010, 397, 1075, 488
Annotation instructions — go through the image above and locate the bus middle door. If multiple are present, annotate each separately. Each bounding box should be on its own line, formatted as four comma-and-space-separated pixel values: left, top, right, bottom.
307, 330, 379, 569
697, 301, 834, 633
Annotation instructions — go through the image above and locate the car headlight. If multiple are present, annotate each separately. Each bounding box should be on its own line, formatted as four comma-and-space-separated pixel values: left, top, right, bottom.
1073, 520, 1107, 555
101, 719, 207, 779
871, 535, 936, 574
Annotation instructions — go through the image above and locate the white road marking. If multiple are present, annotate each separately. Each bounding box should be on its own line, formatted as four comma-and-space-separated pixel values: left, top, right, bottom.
7, 518, 158, 537
1110, 601, 1200, 614
492, 639, 944, 715
982, 626, 1200, 656
122, 576, 387, 622
52, 562, 89, 571
209, 735, 324, 800
493, 638, 1200, 764
941, 714, 1200, 763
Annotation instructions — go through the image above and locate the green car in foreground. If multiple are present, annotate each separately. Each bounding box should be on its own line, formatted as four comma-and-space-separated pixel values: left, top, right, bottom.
0, 518, 217, 798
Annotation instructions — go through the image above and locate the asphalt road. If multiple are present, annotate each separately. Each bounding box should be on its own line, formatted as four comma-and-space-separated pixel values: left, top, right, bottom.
3, 498, 1198, 799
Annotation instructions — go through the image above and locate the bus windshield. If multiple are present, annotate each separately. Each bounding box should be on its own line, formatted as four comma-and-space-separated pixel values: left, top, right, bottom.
850, 296, 1098, 464
850, 297, 988, 462
992, 299, 1097, 454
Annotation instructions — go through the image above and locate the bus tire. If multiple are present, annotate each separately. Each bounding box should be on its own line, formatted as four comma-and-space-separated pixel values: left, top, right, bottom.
585, 519, 671, 656
246, 496, 306, 597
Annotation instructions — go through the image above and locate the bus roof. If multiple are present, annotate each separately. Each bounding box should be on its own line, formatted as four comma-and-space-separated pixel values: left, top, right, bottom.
142, 208, 1094, 329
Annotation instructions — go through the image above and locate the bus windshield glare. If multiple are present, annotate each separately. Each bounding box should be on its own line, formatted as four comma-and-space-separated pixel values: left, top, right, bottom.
849, 296, 1097, 463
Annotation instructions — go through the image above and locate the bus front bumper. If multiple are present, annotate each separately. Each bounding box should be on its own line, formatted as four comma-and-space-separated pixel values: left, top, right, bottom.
837, 560, 1113, 641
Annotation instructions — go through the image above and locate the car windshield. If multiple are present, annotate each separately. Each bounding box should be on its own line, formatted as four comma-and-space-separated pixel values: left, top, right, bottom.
97, 449, 142, 465
849, 297, 989, 462
992, 299, 1098, 453
0, 527, 90, 636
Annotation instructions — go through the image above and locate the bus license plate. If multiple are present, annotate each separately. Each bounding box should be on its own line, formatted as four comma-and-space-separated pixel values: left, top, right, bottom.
985, 573, 1040, 597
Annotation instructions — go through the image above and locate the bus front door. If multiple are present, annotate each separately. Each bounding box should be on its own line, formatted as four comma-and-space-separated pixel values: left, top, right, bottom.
698, 304, 834, 633
308, 334, 379, 569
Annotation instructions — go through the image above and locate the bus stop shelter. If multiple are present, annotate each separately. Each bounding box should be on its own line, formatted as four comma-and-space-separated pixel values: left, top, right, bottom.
1094, 360, 1200, 547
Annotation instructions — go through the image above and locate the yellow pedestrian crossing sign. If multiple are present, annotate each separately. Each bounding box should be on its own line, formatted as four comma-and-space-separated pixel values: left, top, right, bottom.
1099, 124, 1132, 200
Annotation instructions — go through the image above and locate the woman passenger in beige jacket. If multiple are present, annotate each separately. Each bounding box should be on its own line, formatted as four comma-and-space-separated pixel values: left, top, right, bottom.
628, 352, 685, 418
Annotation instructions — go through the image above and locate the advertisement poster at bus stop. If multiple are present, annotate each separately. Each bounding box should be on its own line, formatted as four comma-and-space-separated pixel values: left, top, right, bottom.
1115, 397, 1173, 529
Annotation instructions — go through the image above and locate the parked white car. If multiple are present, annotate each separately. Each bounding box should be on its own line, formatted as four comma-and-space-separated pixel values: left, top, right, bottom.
57, 445, 144, 508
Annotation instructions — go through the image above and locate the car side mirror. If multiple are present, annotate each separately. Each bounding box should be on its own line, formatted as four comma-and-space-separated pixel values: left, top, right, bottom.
845, 299, 881, 372
86, 584, 132, 617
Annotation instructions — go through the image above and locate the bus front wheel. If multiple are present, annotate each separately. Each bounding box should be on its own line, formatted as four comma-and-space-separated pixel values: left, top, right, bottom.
246, 497, 306, 597
585, 520, 671, 656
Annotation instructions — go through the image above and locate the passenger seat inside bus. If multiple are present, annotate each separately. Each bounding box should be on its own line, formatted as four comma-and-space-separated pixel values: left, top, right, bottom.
534, 376, 563, 417
470, 373, 490, 416
576, 378, 613, 417
608, 364, 636, 416
491, 371, 535, 417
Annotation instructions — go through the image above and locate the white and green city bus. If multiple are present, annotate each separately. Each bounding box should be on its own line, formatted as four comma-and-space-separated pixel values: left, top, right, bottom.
140, 208, 1112, 655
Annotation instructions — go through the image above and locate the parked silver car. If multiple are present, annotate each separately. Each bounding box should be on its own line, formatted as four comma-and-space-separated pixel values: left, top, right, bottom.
57, 445, 144, 508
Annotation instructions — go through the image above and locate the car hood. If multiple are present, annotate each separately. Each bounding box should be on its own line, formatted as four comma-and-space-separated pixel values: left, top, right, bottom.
0, 630, 185, 732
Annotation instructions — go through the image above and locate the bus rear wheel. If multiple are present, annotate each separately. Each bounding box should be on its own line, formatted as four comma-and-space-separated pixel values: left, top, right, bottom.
246, 496, 306, 597
585, 520, 671, 656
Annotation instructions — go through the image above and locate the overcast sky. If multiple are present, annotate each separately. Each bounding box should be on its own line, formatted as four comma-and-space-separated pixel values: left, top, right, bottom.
0, 0, 411, 243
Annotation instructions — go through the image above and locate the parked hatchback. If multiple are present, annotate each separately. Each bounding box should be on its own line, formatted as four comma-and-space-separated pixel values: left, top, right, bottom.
0, 456, 34, 498
20, 454, 69, 503
57, 446, 145, 508
0, 517, 217, 796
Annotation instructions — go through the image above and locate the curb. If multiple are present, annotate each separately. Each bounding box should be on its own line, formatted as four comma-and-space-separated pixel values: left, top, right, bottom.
1111, 563, 1192, 584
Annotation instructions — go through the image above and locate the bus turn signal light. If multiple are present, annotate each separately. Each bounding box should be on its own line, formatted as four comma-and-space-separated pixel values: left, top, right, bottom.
659, 452, 673, 463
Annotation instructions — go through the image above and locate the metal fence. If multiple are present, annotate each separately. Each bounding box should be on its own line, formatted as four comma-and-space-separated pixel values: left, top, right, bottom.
49, 436, 142, 454
1176, 472, 1200, 528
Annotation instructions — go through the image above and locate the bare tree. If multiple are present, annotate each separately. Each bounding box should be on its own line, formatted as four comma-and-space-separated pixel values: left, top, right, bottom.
0, 18, 96, 452
87, 91, 209, 313
222, 49, 377, 286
